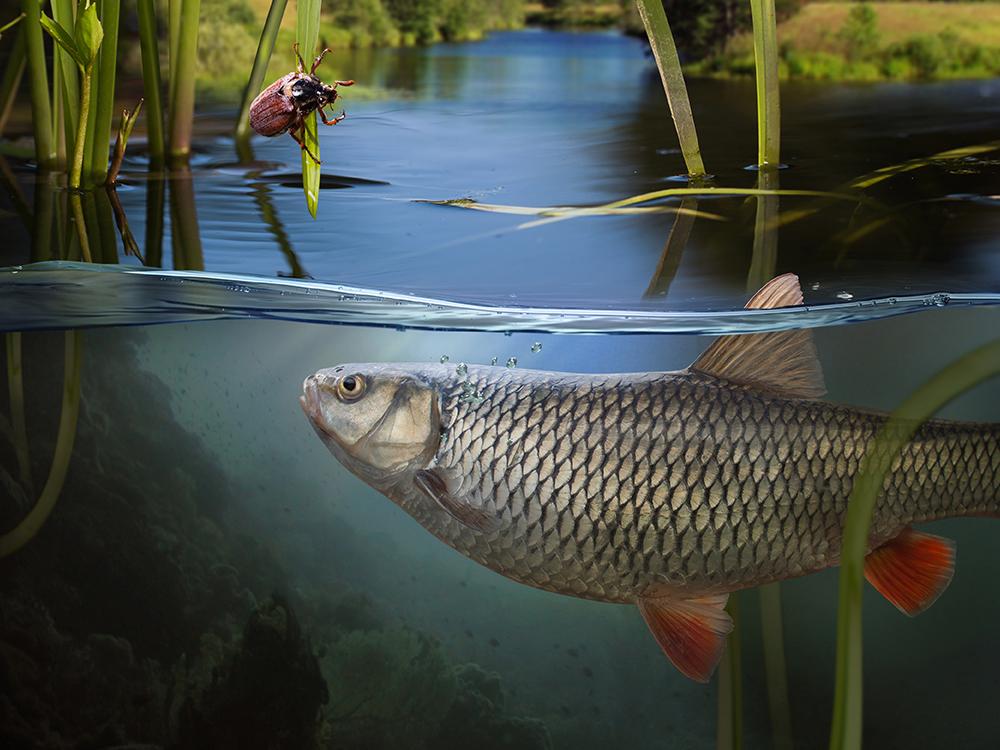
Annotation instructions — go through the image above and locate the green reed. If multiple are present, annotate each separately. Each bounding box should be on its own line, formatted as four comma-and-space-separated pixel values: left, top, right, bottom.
136, 0, 164, 167
89, 0, 119, 180
0, 29, 25, 135
298, 0, 322, 217
717, 594, 743, 750
235, 0, 289, 145
633, 0, 705, 177
168, 0, 200, 163
22, 0, 55, 166
0, 331, 82, 559
829, 338, 1000, 749
750, 0, 781, 168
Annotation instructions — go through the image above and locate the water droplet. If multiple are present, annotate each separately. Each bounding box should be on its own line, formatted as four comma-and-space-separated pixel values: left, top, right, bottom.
506, 357, 518, 369
490, 357, 498, 366
888, 297, 897, 305
836, 291, 854, 301
531, 342, 542, 353
439, 355, 450, 364
456, 362, 468, 376
810, 282, 820, 291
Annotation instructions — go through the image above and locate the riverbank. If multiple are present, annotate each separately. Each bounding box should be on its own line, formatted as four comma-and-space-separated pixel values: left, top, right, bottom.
691, 2, 1000, 81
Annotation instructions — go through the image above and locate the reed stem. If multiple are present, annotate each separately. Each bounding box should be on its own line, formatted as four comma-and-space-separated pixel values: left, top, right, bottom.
89, 0, 119, 181
168, 0, 200, 163
6, 333, 33, 496
21, 0, 55, 165
136, 0, 164, 166
235, 0, 288, 142
716, 593, 743, 750
0, 30, 26, 136
0, 331, 82, 559
750, 0, 781, 167
633, 0, 705, 177
50, 0, 79, 158
70, 66, 93, 189
829, 338, 1000, 749
297, 0, 321, 216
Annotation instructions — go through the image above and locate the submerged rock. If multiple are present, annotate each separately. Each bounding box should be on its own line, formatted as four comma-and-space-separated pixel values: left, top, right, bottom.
174, 597, 328, 750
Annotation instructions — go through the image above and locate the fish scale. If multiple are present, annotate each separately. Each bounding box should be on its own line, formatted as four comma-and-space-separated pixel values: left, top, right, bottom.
420, 366, 1000, 603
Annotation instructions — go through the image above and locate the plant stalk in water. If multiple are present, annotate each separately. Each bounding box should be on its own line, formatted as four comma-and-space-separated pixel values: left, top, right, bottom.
717, 594, 743, 750
136, 0, 164, 166
633, 0, 705, 177
21, 0, 55, 165
829, 338, 1000, 749
750, 0, 781, 167
235, 0, 289, 144
168, 0, 200, 163
0, 331, 83, 558
5, 333, 33, 495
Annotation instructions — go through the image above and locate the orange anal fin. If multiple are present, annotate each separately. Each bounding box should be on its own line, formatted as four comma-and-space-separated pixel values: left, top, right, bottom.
637, 594, 733, 682
864, 527, 955, 616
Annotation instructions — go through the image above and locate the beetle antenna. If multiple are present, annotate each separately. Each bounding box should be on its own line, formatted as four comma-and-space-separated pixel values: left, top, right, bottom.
293, 42, 306, 74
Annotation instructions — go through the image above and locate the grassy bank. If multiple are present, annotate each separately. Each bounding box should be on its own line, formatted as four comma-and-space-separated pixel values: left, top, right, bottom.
693, 2, 1000, 81
188, 0, 525, 102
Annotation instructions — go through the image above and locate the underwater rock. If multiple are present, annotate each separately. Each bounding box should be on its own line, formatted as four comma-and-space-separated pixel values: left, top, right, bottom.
174, 596, 328, 750
432, 663, 551, 750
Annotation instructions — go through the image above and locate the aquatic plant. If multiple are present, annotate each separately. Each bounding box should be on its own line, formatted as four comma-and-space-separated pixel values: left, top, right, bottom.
716, 594, 743, 750
297, 0, 322, 217
829, 338, 1000, 749
749, 0, 780, 167
136, 0, 165, 167
0, 331, 82, 558
169, 0, 201, 163
633, 0, 705, 177
235, 0, 289, 147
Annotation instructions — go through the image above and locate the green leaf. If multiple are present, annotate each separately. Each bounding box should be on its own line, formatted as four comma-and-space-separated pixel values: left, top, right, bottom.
0, 13, 25, 37
121, 98, 142, 142
73, 2, 103, 67
297, 0, 320, 216
301, 112, 319, 218
40, 13, 86, 69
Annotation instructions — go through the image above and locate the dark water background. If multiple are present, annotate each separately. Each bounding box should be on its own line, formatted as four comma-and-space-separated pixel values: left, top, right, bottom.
1, 29, 1000, 750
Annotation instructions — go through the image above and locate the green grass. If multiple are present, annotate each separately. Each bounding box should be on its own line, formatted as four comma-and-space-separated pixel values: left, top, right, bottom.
696, 2, 1000, 81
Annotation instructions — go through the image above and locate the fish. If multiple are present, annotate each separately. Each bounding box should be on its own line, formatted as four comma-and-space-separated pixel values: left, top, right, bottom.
300, 274, 1000, 682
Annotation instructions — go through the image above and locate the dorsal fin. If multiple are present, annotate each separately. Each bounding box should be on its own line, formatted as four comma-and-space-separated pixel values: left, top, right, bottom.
690, 274, 826, 400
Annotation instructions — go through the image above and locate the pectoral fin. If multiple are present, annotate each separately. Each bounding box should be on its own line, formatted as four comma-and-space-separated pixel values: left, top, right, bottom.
864, 527, 955, 616
415, 469, 500, 533
637, 593, 733, 682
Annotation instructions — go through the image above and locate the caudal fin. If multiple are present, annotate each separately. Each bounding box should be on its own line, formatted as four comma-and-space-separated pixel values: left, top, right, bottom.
864, 527, 956, 616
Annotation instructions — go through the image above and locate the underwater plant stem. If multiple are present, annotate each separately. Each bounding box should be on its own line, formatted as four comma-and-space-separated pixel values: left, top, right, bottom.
633, 0, 705, 177
90, 0, 120, 181
70, 66, 93, 190
21, 0, 55, 165
5, 333, 33, 495
717, 593, 743, 750
829, 338, 1000, 750
750, 0, 781, 167
168, 0, 201, 164
0, 331, 82, 559
136, 0, 164, 167
235, 0, 289, 143
759, 583, 794, 750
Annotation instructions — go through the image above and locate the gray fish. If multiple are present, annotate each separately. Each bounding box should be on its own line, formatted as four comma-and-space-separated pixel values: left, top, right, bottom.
300, 274, 1000, 681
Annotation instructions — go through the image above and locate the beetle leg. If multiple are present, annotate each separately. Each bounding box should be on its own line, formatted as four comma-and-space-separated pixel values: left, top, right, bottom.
289, 125, 321, 165
332, 80, 355, 88
318, 107, 346, 127
293, 43, 306, 74
310, 48, 333, 75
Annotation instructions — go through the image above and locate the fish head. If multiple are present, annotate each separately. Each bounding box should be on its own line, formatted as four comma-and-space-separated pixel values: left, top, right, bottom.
301, 363, 441, 489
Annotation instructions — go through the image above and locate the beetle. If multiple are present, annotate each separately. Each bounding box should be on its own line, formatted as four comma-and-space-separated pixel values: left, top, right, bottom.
248, 43, 355, 164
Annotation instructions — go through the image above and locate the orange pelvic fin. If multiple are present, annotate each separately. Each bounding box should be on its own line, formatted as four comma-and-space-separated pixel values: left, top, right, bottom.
637, 593, 732, 682
864, 527, 956, 616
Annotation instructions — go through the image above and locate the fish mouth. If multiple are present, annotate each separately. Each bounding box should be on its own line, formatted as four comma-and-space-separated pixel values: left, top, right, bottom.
300, 377, 341, 448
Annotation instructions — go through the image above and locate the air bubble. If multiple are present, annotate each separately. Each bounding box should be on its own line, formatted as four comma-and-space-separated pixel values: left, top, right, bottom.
531, 342, 542, 353
836, 291, 854, 301
506, 357, 518, 368
456, 362, 468, 376
440, 355, 450, 364
490, 357, 498, 366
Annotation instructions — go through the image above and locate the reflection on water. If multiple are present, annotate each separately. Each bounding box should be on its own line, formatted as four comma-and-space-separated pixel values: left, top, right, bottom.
1, 309, 998, 749
1, 31, 1000, 316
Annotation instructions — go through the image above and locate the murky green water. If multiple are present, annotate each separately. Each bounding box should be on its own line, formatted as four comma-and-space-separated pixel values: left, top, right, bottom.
1, 29, 999, 750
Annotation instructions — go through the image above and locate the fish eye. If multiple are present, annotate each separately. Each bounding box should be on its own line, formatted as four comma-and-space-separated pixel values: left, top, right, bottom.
337, 374, 366, 402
